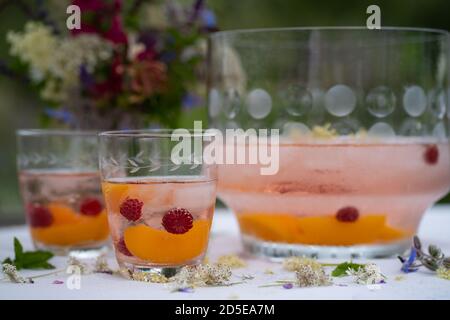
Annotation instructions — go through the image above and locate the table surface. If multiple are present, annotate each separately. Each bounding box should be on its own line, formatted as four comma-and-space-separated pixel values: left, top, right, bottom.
1, 206, 449, 300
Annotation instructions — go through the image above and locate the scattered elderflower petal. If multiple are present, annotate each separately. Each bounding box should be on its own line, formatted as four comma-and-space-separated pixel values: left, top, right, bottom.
228, 293, 240, 300
283, 283, 293, 289
436, 267, 450, 280
2, 263, 33, 284
283, 257, 322, 272
175, 287, 194, 293
67, 257, 89, 275
264, 269, 274, 275
216, 254, 247, 269
173, 264, 232, 288
130, 271, 169, 283
347, 263, 386, 285
394, 275, 405, 281
93, 255, 113, 274
295, 264, 332, 287
239, 274, 254, 281
311, 124, 337, 139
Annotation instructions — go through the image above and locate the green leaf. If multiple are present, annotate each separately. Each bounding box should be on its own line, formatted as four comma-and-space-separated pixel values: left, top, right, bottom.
14, 237, 24, 259
20, 251, 54, 268
331, 262, 365, 277
24, 261, 55, 270
3, 238, 55, 270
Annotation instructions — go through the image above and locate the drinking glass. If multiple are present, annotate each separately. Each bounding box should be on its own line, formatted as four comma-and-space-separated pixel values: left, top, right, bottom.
99, 130, 217, 277
208, 27, 450, 258
17, 130, 109, 256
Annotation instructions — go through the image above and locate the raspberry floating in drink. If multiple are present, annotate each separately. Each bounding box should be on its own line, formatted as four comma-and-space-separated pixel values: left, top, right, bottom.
424, 144, 439, 165
117, 237, 133, 256
27, 203, 53, 228
336, 206, 360, 222
120, 198, 143, 221
80, 197, 103, 216
162, 208, 194, 234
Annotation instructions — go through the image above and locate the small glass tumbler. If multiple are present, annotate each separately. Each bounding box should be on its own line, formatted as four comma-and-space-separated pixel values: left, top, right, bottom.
17, 130, 109, 257
99, 130, 217, 277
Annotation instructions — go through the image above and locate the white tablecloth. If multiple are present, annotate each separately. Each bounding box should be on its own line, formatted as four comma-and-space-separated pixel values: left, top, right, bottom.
1, 207, 449, 300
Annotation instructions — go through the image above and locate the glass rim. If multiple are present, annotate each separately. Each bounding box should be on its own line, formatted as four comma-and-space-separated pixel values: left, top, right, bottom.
17, 129, 100, 137
210, 26, 450, 39
99, 129, 218, 138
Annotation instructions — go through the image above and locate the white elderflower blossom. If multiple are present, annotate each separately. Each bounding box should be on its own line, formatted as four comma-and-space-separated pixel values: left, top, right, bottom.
295, 264, 332, 287
93, 255, 113, 274
283, 256, 322, 272
7, 22, 113, 103
67, 256, 90, 275
173, 264, 232, 288
52, 34, 113, 85
347, 263, 386, 285
2, 263, 33, 284
7, 22, 58, 81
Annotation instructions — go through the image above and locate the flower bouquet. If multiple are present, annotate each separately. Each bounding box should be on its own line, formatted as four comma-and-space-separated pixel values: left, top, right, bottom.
2, 0, 217, 129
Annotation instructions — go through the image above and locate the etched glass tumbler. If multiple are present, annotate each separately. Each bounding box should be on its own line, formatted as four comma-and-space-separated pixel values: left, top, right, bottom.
208, 27, 450, 258
99, 130, 217, 277
17, 130, 109, 257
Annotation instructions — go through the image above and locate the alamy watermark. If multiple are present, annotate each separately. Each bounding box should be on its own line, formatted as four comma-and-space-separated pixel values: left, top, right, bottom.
366, 5, 381, 29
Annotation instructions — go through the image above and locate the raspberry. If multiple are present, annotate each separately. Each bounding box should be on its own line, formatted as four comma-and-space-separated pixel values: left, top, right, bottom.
119, 198, 143, 221
162, 208, 193, 234
80, 198, 103, 216
27, 204, 53, 227
117, 238, 132, 256
336, 206, 359, 222
424, 145, 439, 165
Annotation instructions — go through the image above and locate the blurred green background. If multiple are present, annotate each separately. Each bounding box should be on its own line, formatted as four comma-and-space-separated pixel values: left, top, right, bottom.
0, 0, 449, 225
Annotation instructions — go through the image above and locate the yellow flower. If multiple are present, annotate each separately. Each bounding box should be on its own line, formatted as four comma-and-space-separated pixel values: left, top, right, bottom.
437, 267, 450, 280
283, 257, 322, 272
216, 254, 247, 269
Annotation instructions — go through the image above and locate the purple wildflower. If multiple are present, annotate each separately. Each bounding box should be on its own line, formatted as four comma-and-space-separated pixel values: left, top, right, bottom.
52, 280, 64, 284
189, 0, 205, 23
79, 65, 95, 89
400, 247, 420, 273
282, 283, 293, 289
200, 9, 216, 29
44, 108, 75, 125
182, 93, 202, 109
